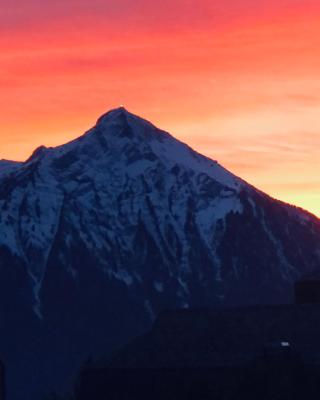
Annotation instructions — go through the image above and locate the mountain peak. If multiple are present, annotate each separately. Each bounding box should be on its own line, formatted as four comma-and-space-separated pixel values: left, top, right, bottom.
96, 106, 136, 125
26, 145, 48, 162
92, 106, 169, 146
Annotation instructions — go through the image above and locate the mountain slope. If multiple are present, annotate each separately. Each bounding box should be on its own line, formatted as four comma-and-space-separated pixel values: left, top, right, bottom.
0, 107, 319, 399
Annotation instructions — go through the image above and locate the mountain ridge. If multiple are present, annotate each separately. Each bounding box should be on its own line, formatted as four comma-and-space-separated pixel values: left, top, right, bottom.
2, 107, 317, 218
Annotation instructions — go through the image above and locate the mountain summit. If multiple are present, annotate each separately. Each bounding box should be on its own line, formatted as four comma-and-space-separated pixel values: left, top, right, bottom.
0, 108, 320, 399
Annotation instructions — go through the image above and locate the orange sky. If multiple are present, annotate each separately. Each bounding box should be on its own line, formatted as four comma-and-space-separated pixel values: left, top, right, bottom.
1, 0, 320, 216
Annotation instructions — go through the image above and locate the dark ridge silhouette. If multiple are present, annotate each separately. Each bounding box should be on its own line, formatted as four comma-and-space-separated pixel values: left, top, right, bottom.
74, 361, 320, 400
295, 272, 320, 304
74, 304, 320, 400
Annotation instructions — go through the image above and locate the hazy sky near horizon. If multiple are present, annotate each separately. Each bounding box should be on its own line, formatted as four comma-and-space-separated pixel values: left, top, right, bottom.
1, 0, 320, 216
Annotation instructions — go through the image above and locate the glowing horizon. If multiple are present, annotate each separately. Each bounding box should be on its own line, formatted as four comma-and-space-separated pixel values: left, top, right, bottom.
1, 0, 320, 216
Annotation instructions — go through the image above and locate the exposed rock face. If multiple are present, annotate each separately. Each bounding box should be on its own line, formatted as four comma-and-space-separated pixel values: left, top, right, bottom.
0, 108, 319, 399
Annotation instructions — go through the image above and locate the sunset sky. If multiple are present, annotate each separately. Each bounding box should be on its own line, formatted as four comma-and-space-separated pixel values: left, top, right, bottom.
1, 0, 320, 216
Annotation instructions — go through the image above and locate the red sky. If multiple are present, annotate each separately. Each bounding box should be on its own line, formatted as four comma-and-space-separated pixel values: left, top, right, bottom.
1, 0, 320, 216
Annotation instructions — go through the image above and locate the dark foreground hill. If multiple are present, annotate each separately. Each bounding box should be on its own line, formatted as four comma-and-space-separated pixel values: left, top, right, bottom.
0, 108, 319, 399
75, 305, 320, 400
75, 363, 320, 400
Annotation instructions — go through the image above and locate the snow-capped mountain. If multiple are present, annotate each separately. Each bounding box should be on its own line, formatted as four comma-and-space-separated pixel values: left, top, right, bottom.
0, 107, 320, 399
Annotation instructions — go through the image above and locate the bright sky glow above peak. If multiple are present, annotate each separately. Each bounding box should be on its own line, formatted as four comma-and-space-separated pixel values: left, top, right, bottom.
1, 0, 320, 216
